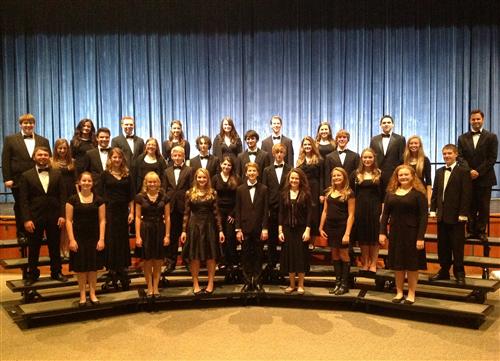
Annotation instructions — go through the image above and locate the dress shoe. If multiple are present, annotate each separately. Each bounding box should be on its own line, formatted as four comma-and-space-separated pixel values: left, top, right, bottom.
153, 293, 161, 299
204, 288, 214, 295
193, 289, 204, 296
392, 295, 405, 303
455, 274, 466, 286
90, 298, 100, 305
51, 272, 68, 282
78, 301, 87, 308
404, 299, 415, 305
429, 271, 450, 281
17, 234, 28, 246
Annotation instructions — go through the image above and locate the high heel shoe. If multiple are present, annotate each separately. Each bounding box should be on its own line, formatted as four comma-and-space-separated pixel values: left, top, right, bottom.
391, 295, 405, 303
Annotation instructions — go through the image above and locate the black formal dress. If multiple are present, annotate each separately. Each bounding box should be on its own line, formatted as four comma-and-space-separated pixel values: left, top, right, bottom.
350, 175, 383, 246
68, 194, 105, 272
324, 193, 353, 248
212, 135, 242, 163
380, 189, 428, 271
408, 157, 432, 188
134, 154, 168, 192
318, 143, 335, 159
298, 160, 324, 236
212, 173, 239, 266
279, 192, 312, 274
101, 171, 135, 271
134, 192, 169, 260
56, 164, 77, 201
70, 139, 95, 175
181, 194, 223, 261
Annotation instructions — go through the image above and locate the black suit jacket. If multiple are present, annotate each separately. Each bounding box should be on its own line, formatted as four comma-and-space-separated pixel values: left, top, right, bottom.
235, 183, 269, 234
84, 148, 107, 192
324, 149, 360, 192
164, 165, 194, 214
457, 129, 498, 187
262, 163, 291, 211
369, 133, 405, 185
19, 168, 65, 223
111, 134, 145, 169
261, 135, 294, 166
162, 140, 191, 165
430, 164, 471, 224
2, 133, 51, 186
236, 149, 270, 181
189, 154, 219, 179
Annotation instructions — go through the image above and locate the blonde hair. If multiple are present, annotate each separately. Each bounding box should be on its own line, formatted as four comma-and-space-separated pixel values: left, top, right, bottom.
140, 171, 161, 195
188, 168, 216, 201
355, 148, 381, 184
105, 147, 130, 177
296, 136, 321, 166
403, 135, 426, 179
325, 167, 352, 202
386, 165, 427, 196
51, 138, 75, 171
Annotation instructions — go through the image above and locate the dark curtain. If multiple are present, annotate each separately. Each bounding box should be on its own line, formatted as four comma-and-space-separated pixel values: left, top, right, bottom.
1, 0, 499, 200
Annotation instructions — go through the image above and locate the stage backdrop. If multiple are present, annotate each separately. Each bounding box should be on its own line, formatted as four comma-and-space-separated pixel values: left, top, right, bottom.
1, 0, 499, 200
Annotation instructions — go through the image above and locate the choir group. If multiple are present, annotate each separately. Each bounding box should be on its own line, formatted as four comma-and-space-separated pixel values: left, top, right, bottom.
1, 111, 497, 305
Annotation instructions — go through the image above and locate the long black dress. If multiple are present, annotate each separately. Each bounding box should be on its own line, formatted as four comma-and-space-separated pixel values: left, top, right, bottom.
318, 142, 335, 159
380, 189, 428, 271
350, 175, 383, 246
279, 192, 312, 274
68, 194, 105, 272
101, 171, 135, 270
134, 192, 169, 260
181, 192, 223, 261
58, 165, 77, 201
324, 193, 353, 248
212, 135, 242, 163
70, 138, 95, 175
134, 154, 168, 192
408, 156, 432, 188
298, 160, 324, 236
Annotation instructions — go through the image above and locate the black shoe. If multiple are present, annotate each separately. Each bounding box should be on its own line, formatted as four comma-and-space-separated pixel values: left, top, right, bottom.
78, 301, 87, 308
479, 234, 488, 242
392, 296, 405, 303
193, 289, 204, 296
204, 288, 214, 295
254, 283, 263, 292
241, 284, 249, 293
51, 272, 68, 282
17, 234, 28, 246
90, 298, 100, 305
429, 271, 450, 281
404, 299, 415, 305
455, 273, 466, 286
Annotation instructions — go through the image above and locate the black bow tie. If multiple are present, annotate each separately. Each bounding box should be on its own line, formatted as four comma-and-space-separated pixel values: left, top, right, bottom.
471, 131, 481, 136
248, 151, 257, 156
173, 165, 182, 170
338, 150, 346, 154
445, 167, 452, 172
381, 134, 391, 138
23, 134, 33, 139
248, 183, 257, 189
100, 148, 110, 153
37, 167, 49, 173
200, 155, 209, 160
272, 136, 281, 140
274, 164, 284, 169
126, 135, 134, 139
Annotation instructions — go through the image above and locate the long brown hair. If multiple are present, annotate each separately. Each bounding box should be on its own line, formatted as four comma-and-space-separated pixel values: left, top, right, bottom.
282, 168, 311, 206
218, 116, 240, 144
71, 118, 97, 147
403, 135, 426, 179
355, 148, 381, 184
105, 147, 130, 177
167, 120, 186, 147
315, 121, 336, 148
51, 138, 75, 171
219, 155, 240, 190
386, 164, 427, 196
296, 136, 321, 166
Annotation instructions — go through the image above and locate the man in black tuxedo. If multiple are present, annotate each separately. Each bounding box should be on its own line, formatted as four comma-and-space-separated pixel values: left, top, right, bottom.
457, 109, 498, 241
164, 146, 194, 271
236, 130, 269, 182
84, 127, 111, 195
430, 144, 471, 285
324, 129, 360, 192
235, 162, 269, 292
369, 115, 405, 196
262, 143, 291, 276
2, 113, 51, 244
19, 146, 67, 285
111, 116, 145, 172
261, 115, 294, 166
189, 135, 219, 178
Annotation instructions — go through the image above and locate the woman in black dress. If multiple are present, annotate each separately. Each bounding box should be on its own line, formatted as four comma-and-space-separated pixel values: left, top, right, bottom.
379, 165, 428, 304
135, 171, 170, 298
315, 121, 336, 159
296, 136, 324, 238
134, 138, 168, 192
70, 118, 97, 175
319, 167, 355, 295
350, 148, 383, 273
279, 168, 312, 295
162, 120, 190, 165
66, 172, 105, 306
51, 138, 78, 256
101, 147, 135, 290
403, 135, 432, 206
211, 156, 241, 280
180, 168, 225, 294
212, 116, 243, 163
